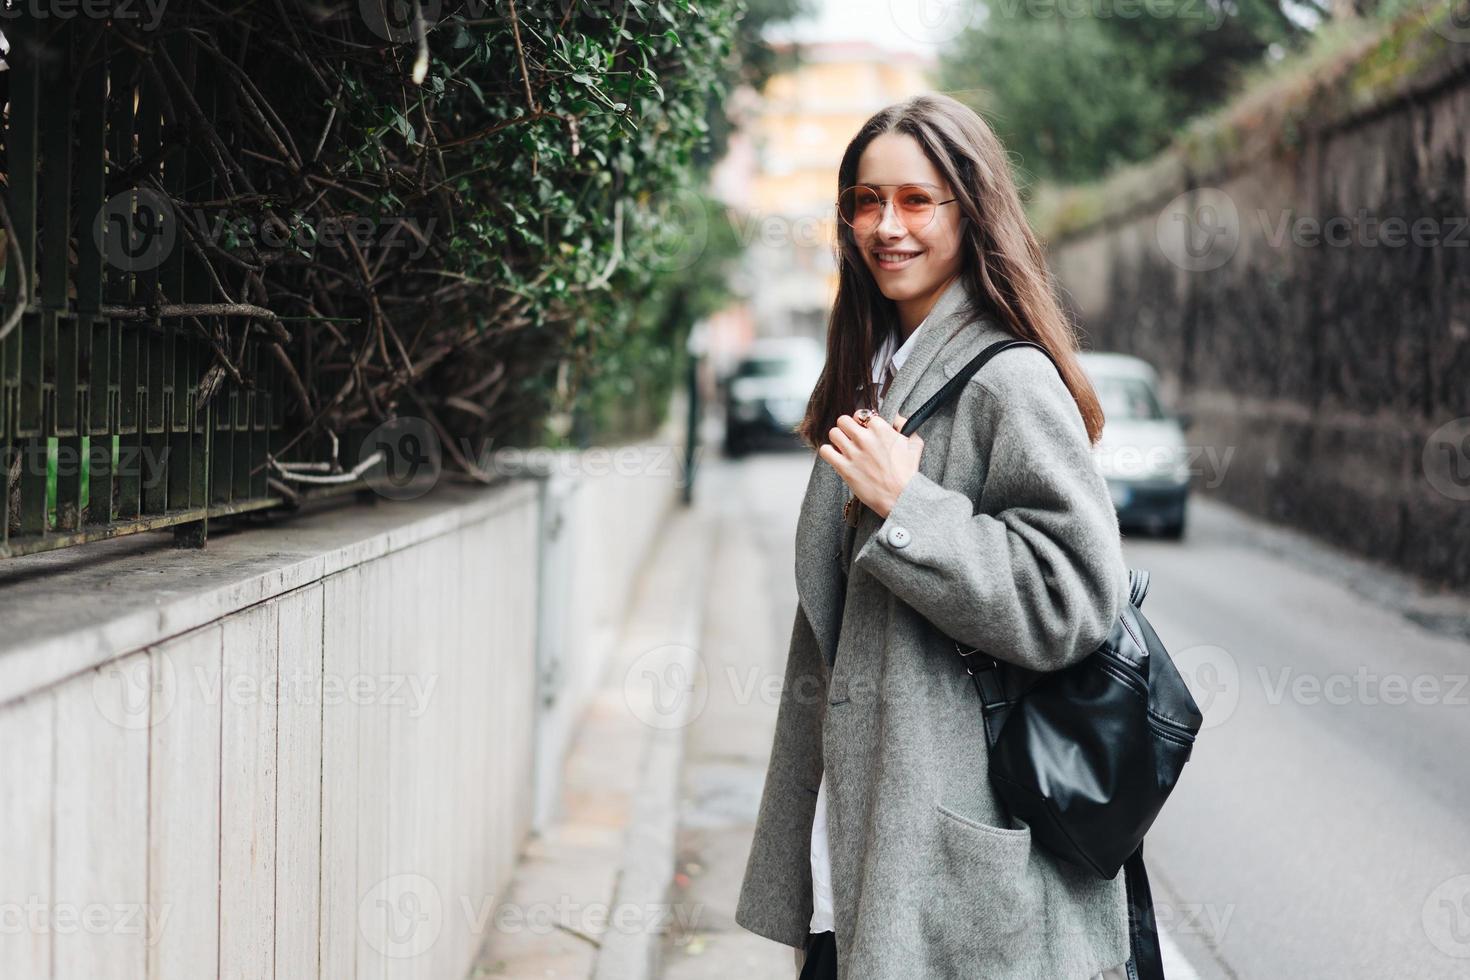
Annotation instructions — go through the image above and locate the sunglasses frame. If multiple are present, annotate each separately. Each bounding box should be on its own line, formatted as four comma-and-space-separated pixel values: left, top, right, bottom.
836, 182, 958, 234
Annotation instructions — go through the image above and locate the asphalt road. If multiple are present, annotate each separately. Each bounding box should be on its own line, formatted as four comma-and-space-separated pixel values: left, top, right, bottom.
665, 446, 1470, 980
1117, 484, 1470, 980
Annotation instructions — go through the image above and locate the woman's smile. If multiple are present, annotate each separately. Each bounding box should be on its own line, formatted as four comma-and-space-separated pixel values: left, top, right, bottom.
872, 247, 923, 271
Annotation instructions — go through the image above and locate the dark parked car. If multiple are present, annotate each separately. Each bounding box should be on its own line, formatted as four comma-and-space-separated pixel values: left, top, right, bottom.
1079, 352, 1193, 539
722, 338, 825, 457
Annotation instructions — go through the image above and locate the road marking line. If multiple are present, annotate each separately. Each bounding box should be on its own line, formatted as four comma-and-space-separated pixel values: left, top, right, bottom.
1159, 924, 1203, 980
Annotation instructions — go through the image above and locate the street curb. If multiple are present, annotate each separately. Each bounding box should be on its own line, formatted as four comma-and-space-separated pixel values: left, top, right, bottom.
591, 507, 708, 980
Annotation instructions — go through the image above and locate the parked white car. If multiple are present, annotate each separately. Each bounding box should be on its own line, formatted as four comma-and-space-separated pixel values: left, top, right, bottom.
1079, 352, 1192, 539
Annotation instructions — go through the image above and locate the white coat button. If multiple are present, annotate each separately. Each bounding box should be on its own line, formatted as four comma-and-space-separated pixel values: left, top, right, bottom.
887, 525, 911, 548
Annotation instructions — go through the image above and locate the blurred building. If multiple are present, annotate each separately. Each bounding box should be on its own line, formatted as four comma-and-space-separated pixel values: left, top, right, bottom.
708, 41, 934, 375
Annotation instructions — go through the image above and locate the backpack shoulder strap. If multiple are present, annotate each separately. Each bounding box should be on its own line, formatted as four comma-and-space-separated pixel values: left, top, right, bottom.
898, 338, 1056, 436
1129, 568, 1151, 609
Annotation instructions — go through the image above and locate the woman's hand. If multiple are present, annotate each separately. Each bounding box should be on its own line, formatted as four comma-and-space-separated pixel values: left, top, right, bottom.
818, 412, 925, 519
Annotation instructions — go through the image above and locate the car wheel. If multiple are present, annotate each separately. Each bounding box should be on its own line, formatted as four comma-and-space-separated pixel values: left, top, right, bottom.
1159, 517, 1185, 540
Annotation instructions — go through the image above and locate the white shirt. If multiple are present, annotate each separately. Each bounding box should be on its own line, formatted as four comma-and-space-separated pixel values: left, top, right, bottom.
869, 319, 925, 387
810, 315, 930, 933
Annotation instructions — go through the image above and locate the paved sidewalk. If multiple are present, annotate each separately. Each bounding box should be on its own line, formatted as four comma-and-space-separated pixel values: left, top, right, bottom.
657, 457, 809, 980
467, 452, 809, 980
470, 503, 711, 979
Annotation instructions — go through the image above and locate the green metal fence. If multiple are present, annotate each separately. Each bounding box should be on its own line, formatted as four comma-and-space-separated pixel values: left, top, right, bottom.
1, 19, 291, 558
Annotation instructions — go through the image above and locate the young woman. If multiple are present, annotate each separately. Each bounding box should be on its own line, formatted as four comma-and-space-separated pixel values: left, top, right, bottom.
733, 93, 1134, 980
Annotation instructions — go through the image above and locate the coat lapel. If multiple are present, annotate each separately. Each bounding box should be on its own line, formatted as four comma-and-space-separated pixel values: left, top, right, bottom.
797, 276, 987, 671
793, 454, 848, 673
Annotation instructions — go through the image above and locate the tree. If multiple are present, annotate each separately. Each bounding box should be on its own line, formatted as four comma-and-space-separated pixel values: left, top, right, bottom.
940, 0, 1327, 184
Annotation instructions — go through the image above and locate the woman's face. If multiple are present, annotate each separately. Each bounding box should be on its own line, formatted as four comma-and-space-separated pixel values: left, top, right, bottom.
849, 132, 965, 319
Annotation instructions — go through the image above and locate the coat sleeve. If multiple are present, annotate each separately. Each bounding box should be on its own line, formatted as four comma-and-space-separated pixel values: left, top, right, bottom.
851, 347, 1127, 673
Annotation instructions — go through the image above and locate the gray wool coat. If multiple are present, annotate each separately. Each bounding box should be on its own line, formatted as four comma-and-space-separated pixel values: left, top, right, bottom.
733, 275, 1134, 980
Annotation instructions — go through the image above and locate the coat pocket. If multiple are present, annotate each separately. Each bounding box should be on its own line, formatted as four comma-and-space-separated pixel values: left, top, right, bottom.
932, 803, 1044, 939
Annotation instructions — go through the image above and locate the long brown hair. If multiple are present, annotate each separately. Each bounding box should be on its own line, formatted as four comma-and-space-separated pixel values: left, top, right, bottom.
797, 92, 1105, 449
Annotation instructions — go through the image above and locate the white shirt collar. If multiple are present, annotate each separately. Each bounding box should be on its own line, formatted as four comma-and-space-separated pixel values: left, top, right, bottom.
870, 314, 930, 383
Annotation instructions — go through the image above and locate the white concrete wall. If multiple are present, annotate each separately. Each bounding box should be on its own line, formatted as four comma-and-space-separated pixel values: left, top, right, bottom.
524, 445, 687, 831
0, 452, 677, 980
